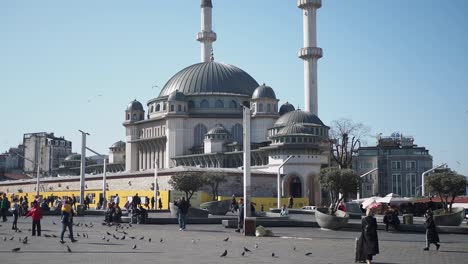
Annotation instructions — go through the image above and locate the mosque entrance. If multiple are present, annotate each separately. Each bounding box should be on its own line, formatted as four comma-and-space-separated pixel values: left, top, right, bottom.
290, 176, 302, 198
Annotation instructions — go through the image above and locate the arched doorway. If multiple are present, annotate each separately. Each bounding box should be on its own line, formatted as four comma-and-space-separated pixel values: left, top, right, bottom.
289, 176, 302, 198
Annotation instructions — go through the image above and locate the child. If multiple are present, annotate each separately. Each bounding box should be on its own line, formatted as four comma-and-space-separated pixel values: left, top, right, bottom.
25, 201, 43, 236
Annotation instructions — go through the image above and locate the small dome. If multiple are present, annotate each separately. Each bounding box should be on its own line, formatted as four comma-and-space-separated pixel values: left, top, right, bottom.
64, 153, 81, 161
167, 90, 186, 101
252, 84, 276, 100
127, 99, 144, 111
279, 102, 295, 115
277, 123, 312, 136
274, 110, 325, 127
110, 140, 125, 149
206, 125, 230, 135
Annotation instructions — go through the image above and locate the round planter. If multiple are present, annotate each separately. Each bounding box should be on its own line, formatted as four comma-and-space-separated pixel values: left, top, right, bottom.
169, 202, 209, 218
315, 207, 349, 230
199, 200, 231, 215
433, 207, 464, 226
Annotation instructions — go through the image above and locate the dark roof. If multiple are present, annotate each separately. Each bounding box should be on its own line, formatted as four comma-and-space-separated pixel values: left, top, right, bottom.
167, 90, 186, 101
127, 99, 144, 111
277, 123, 312, 136
206, 125, 230, 135
252, 84, 276, 100
274, 110, 325, 127
110, 141, 125, 149
201, 0, 213, 8
159, 62, 259, 97
279, 102, 295, 115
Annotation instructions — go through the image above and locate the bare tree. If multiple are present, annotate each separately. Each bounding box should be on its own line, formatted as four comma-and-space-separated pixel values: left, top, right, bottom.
329, 118, 370, 169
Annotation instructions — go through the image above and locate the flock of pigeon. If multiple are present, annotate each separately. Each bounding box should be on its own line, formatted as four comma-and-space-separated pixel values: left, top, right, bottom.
2, 221, 313, 259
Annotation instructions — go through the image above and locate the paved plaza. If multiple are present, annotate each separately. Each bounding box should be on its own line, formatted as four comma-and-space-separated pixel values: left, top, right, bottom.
1, 215, 467, 264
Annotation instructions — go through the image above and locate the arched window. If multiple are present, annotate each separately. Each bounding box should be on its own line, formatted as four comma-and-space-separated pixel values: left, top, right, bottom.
200, 100, 209, 108
215, 100, 224, 108
177, 105, 181, 111
188, 100, 195, 109
231, 124, 243, 143
163, 103, 167, 111
229, 100, 237, 108
127, 114, 130, 120
194, 124, 208, 146
155, 104, 161, 112
267, 104, 271, 112
170, 105, 174, 112
150, 105, 154, 112
258, 103, 264, 112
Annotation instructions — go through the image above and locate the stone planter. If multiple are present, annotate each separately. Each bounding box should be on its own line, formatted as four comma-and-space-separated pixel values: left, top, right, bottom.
433, 207, 464, 226
169, 202, 209, 218
315, 207, 349, 230
199, 200, 231, 215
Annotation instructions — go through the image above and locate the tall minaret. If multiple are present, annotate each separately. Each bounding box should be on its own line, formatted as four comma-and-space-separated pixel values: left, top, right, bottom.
196, 0, 217, 63
298, 0, 322, 115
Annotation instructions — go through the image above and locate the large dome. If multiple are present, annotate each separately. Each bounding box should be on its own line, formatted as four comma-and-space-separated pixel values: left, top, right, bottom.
274, 110, 325, 127
159, 62, 259, 97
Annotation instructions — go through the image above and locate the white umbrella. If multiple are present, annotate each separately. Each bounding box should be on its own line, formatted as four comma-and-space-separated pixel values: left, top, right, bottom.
361, 196, 379, 209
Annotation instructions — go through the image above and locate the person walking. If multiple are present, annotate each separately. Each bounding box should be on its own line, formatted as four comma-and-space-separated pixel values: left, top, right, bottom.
235, 198, 244, 233
114, 194, 120, 207
174, 197, 190, 231
151, 196, 155, 210
11, 197, 21, 230
288, 195, 294, 209
25, 201, 43, 236
356, 206, 379, 264
423, 209, 440, 251
132, 193, 141, 207
1, 193, 10, 222
71, 194, 77, 210
158, 197, 163, 210
60, 199, 77, 243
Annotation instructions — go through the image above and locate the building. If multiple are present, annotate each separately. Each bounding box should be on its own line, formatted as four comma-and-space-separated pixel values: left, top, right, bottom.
23, 132, 72, 177
354, 133, 433, 198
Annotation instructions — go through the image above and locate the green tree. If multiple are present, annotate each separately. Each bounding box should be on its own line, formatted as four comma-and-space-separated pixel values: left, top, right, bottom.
425, 170, 467, 213
202, 172, 227, 201
319, 168, 359, 215
169, 171, 205, 201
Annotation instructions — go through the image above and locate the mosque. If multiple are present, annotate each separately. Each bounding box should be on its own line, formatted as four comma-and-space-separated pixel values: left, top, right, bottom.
122, 0, 329, 205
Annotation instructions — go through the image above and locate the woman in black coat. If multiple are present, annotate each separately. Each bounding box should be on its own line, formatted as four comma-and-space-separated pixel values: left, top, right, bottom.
356, 207, 379, 264
424, 209, 440, 251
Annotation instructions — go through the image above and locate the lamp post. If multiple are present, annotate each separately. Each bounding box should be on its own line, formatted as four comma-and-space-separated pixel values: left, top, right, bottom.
78, 130, 90, 205
85, 146, 107, 209
241, 104, 252, 218
154, 158, 159, 205
277, 156, 293, 209
357, 168, 378, 200
421, 163, 447, 197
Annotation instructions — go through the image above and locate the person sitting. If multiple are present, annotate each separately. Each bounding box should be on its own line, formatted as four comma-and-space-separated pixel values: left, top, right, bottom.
137, 205, 148, 224
114, 205, 122, 223
280, 205, 289, 216
383, 208, 400, 231
105, 203, 114, 224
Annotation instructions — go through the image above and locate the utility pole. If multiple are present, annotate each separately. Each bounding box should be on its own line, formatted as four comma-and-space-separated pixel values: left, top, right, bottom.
277, 156, 293, 209
78, 130, 90, 205
242, 105, 251, 218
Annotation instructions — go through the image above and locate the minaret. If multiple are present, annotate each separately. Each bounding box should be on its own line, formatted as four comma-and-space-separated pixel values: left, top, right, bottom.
298, 0, 322, 115
196, 0, 217, 63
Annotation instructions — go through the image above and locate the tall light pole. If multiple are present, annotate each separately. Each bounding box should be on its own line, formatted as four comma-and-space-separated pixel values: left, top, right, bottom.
154, 158, 159, 205
357, 168, 378, 200
241, 104, 251, 218
85, 146, 107, 209
422, 163, 447, 197
277, 156, 293, 209
78, 130, 90, 205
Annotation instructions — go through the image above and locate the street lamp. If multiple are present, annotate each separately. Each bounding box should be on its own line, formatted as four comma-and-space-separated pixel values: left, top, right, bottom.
421, 163, 447, 197
241, 104, 252, 219
85, 147, 107, 210
357, 168, 378, 200
78, 130, 90, 205
277, 156, 293, 209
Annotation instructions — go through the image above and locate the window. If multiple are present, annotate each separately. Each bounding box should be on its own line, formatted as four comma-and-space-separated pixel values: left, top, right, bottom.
193, 124, 207, 146
215, 100, 224, 108
258, 103, 264, 112
163, 103, 167, 111
155, 104, 161, 112
231, 124, 243, 143
170, 105, 174, 112
267, 104, 271, 112
200, 100, 209, 108
177, 105, 181, 111
391, 161, 401, 170
406, 173, 417, 197
150, 105, 154, 112
229, 100, 237, 108
127, 114, 130, 120
188, 101, 195, 109
406, 160, 416, 170
392, 173, 402, 195
132, 114, 137, 120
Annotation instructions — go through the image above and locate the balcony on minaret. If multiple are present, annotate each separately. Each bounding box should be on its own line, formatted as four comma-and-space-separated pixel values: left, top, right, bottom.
196, 31, 217, 42
297, 0, 322, 9
298, 47, 323, 60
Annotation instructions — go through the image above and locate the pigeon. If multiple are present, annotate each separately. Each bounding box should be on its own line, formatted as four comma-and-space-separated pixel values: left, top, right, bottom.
121, 236, 126, 240
113, 234, 119, 240
139, 236, 144, 240
305, 252, 313, 256
3, 237, 6, 241
130, 236, 136, 239
243, 247, 251, 252
220, 250, 227, 257
52, 221, 57, 225
148, 238, 151, 242
22, 237, 28, 244
44, 234, 51, 238
67, 245, 72, 253
85, 224, 88, 228
255, 243, 259, 249
11, 247, 21, 252
223, 237, 229, 242
106, 232, 111, 236
160, 238, 164, 243
107, 239, 110, 242
17, 229, 22, 233
10, 237, 14, 241
293, 246, 296, 251
52, 234, 57, 238
128, 223, 132, 227
241, 251, 245, 256
132, 244, 137, 249
272, 253, 276, 257
102, 236, 106, 240
123, 231, 128, 235
77, 233, 80, 237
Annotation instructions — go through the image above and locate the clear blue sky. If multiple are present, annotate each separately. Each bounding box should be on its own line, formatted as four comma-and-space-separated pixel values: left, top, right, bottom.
1, 0, 467, 175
